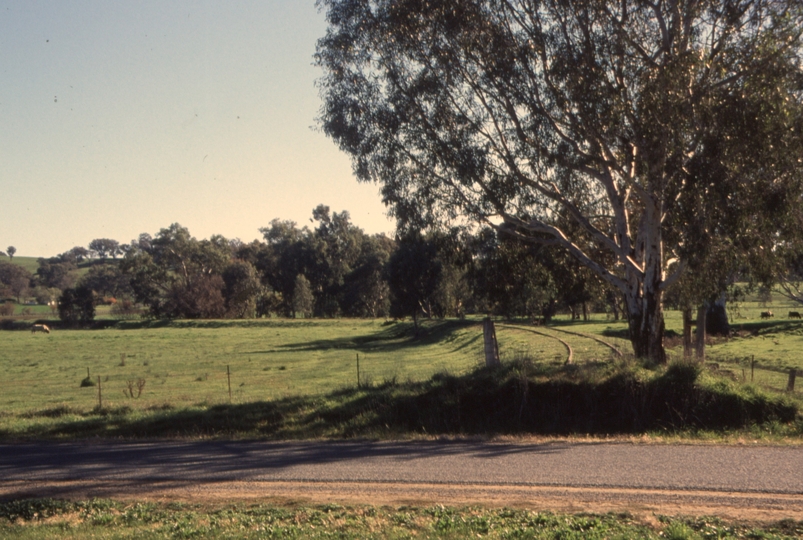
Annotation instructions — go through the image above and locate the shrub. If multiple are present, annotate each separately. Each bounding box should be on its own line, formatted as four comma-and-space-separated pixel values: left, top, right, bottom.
0, 301, 14, 317
58, 286, 95, 323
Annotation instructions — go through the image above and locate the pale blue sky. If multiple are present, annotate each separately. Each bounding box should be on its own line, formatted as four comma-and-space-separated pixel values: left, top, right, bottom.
0, 1, 392, 257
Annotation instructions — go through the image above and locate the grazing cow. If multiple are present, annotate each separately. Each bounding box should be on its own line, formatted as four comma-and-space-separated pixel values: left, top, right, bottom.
31, 324, 50, 334
790, 311, 802, 319
760, 311, 774, 319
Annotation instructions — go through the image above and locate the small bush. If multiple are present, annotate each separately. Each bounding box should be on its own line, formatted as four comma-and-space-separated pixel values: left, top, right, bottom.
0, 301, 14, 317
0, 498, 76, 522
123, 378, 146, 398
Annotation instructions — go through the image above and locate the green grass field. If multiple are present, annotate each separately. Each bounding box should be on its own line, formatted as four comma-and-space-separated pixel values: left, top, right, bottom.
2, 307, 802, 415
0, 319, 489, 415
0, 315, 684, 415
0, 310, 800, 441
2, 281, 803, 440
664, 292, 803, 394
3, 268, 801, 532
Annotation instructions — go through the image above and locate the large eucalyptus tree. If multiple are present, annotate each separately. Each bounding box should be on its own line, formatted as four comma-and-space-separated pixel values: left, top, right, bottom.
316, 0, 803, 361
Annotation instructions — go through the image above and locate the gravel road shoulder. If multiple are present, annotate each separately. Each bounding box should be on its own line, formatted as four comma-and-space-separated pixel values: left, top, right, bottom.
2, 479, 801, 523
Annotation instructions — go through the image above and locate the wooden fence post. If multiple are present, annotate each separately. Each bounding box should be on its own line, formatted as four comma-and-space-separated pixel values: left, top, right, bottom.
483, 317, 500, 367
97, 376, 102, 409
357, 353, 361, 388
227, 365, 232, 403
787, 369, 797, 393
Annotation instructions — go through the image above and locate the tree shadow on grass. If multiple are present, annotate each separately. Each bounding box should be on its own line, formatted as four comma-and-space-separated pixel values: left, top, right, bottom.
116, 319, 326, 330
601, 327, 631, 340
248, 319, 481, 355
730, 320, 803, 335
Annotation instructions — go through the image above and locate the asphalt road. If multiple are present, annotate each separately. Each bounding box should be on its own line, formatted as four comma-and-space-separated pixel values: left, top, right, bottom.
1, 441, 801, 519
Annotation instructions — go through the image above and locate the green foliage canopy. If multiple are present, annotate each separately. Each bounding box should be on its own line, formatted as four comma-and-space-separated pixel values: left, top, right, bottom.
317, 0, 803, 361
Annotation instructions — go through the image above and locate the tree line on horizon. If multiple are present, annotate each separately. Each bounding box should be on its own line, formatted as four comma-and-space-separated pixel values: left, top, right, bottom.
0, 204, 625, 325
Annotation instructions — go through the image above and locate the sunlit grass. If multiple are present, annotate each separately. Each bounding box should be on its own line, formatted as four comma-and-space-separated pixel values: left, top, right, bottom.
0, 319, 484, 415
1, 309, 801, 441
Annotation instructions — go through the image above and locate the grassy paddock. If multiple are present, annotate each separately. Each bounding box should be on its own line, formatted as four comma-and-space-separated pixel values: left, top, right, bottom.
0, 319, 485, 416
662, 293, 803, 396
544, 290, 803, 394
1, 498, 801, 539
1, 350, 798, 441
0, 315, 801, 440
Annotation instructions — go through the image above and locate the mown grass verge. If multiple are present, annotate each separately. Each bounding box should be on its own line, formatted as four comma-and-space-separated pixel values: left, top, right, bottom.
0, 498, 801, 539
1, 359, 798, 441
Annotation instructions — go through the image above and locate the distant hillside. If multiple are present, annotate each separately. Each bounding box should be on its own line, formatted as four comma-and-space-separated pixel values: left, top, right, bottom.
1, 255, 113, 284
0, 255, 40, 274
